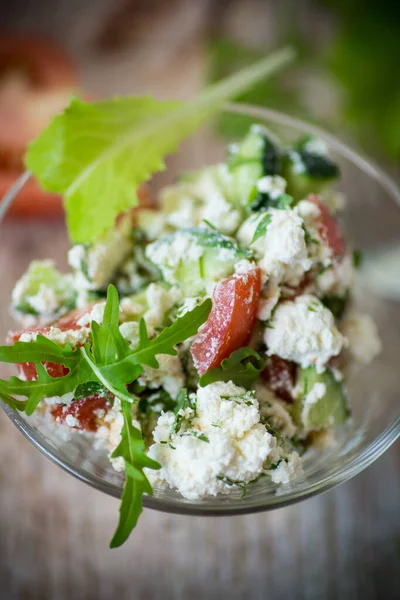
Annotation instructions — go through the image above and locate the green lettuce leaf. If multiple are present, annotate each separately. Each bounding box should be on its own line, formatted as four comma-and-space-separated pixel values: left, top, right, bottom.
25, 48, 294, 243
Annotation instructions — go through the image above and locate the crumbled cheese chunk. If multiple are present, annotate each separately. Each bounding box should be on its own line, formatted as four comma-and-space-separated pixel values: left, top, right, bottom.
268, 452, 303, 485
19, 325, 90, 346
341, 313, 382, 365
257, 280, 280, 321
303, 138, 329, 156
119, 321, 140, 347
238, 208, 312, 285
287, 150, 306, 174
296, 199, 332, 265
265, 295, 344, 370
317, 254, 354, 297
43, 392, 75, 407
146, 233, 203, 276
161, 164, 241, 235
68, 214, 132, 289
11, 259, 75, 325
146, 381, 278, 499
138, 354, 185, 399
255, 383, 297, 439
257, 175, 287, 199
143, 284, 182, 329
65, 414, 80, 428
76, 302, 105, 328
26, 285, 60, 315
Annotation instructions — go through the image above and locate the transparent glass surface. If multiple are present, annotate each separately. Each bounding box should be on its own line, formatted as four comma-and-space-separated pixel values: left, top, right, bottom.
0, 105, 399, 515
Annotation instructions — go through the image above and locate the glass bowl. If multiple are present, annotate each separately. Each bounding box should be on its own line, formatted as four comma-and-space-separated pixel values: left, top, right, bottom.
0, 104, 399, 516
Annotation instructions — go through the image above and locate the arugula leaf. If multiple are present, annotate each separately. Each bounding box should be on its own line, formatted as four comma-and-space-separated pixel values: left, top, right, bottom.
25, 48, 294, 243
132, 299, 212, 368
0, 335, 78, 368
252, 213, 272, 244
0, 354, 92, 416
0, 287, 211, 412
0, 284, 212, 547
110, 400, 160, 548
0, 383, 28, 411
199, 347, 265, 389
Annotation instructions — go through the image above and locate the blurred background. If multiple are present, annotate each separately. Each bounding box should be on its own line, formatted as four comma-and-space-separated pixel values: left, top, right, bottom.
0, 1, 399, 598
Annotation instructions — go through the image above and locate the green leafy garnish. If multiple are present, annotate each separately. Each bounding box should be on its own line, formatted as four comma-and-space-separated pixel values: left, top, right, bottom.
0, 285, 211, 546
0, 286, 211, 410
199, 347, 265, 389
109, 400, 160, 548
251, 213, 272, 243
25, 48, 294, 243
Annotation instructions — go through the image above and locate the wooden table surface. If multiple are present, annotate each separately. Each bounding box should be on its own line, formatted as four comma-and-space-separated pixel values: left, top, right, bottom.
1, 2, 399, 598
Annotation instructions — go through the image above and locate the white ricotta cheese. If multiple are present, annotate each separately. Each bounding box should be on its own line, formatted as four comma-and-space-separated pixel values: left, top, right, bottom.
146, 381, 277, 499
341, 313, 382, 365
19, 325, 90, 346
264, 295, 344, 371
238, 208, 312, 285
296, 199, 332, 265
268, 452, 303, 485
138, 354, 185, 399
317, 254, 354, 297
68, 214, 133, 289
257, 280, 280, 322
255, 383, 298, 439
161, 164, 241, 235
143, 284, 182, 330
303, 138, 329, 156
76, 302, 105, 328
256, 175, 287, 199
146, 233, 203, 277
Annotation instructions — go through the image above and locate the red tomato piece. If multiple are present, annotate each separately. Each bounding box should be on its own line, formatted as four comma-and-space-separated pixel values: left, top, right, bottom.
191, 267, 262, 376
51, 394, 113, 432
308, 194, 345, 257
7, 306, 94, 381
262, 355, 296, 403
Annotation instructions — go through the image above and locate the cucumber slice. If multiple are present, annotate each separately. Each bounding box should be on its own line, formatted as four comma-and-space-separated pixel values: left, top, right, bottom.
283, 136, 340, 201
292, 366, 349, 430
146, 228, 251, 296
228, 124, 282, 210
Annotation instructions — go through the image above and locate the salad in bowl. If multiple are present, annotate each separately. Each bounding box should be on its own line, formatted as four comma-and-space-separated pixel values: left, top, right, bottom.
0, 51, 391, 548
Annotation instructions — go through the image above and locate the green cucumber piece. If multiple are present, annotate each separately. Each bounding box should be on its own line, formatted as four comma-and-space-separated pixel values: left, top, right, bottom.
228, 124, 282, 210
147, 228, 250, 295
293, 366, 350, 430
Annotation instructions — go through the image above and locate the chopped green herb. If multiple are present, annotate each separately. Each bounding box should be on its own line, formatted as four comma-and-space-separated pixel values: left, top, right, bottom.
251, 213, 272, 244
217, 476, 247, 497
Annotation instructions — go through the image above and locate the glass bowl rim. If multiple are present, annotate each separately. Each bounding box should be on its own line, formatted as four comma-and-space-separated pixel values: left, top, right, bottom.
1, 102, 399, 516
